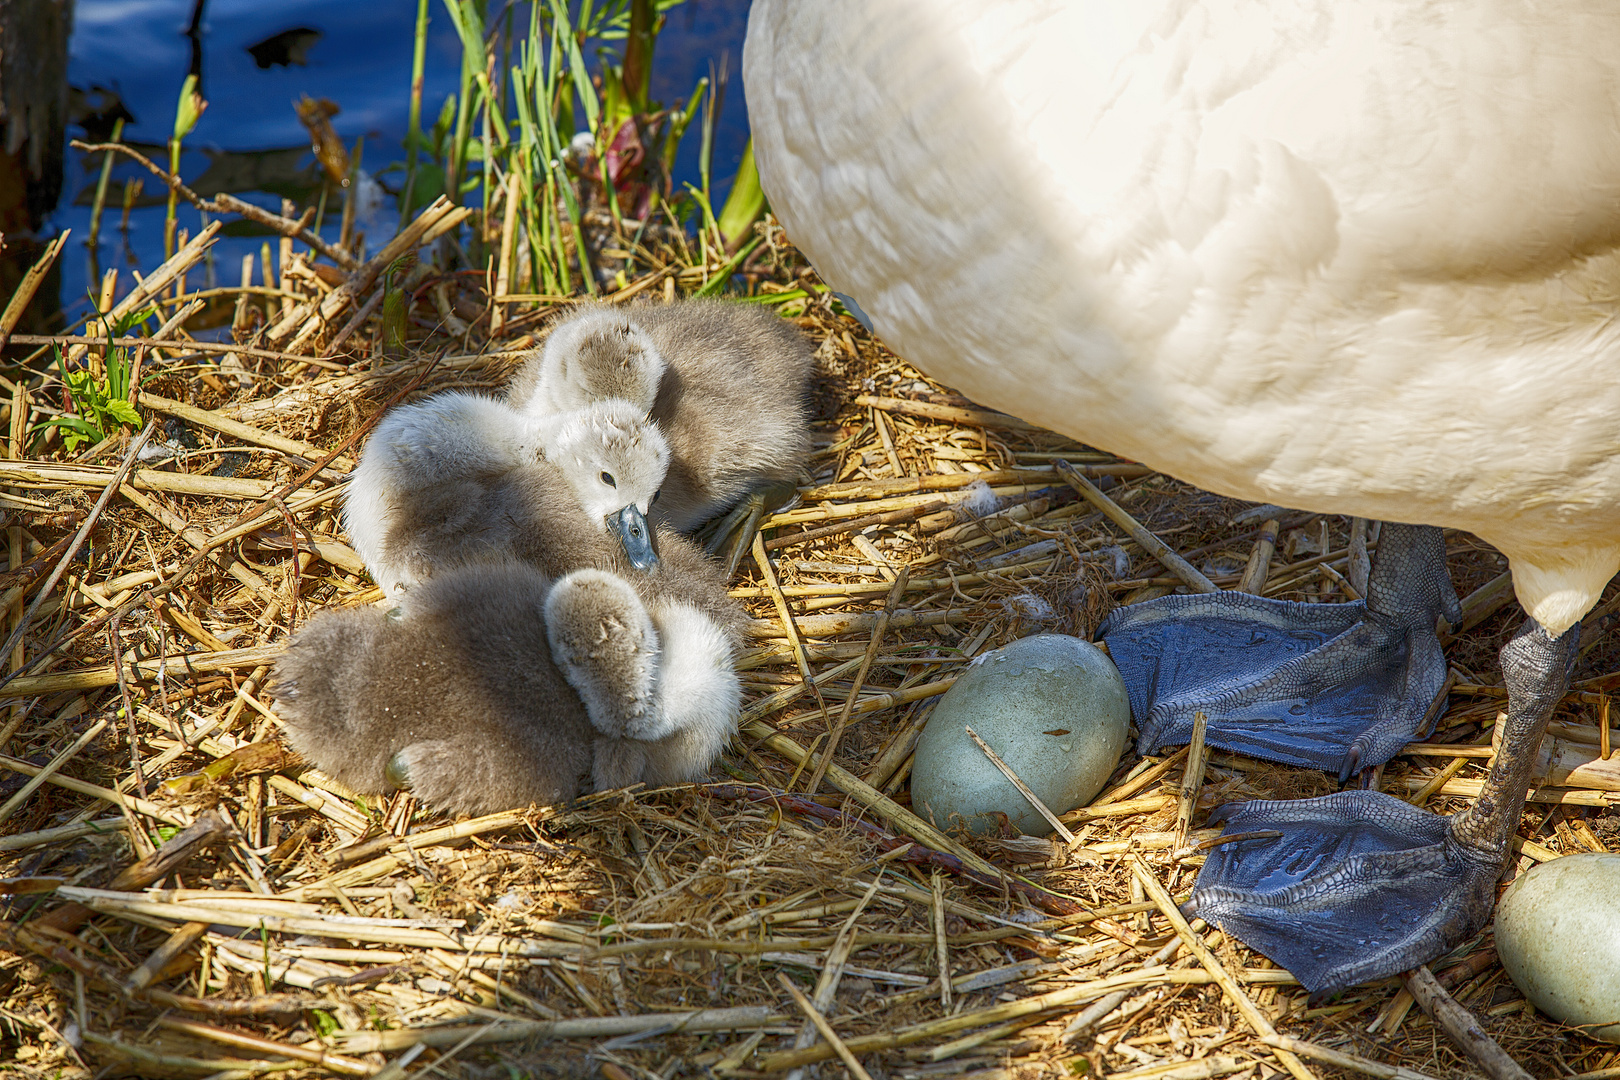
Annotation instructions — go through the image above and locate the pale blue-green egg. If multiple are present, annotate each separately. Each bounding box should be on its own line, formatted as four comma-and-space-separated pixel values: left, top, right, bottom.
910, 634, 1129, 837
1495, 852, 1620, 1043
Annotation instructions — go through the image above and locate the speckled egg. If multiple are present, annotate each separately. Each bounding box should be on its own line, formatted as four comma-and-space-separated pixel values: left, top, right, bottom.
1495, 852, 1620, 1043
910, 634, 1130, 837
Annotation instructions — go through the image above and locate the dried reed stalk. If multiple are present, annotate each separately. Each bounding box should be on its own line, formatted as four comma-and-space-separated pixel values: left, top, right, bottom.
1401, 966, 1533, 1080
807, 568, 908, 793
1131, 857, 1318, 1080
1058, 460, 1218, 593
336, 1006, 780, 1054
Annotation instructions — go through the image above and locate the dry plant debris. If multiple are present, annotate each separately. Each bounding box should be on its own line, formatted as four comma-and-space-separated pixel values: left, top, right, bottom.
1, 205, 1618, 1080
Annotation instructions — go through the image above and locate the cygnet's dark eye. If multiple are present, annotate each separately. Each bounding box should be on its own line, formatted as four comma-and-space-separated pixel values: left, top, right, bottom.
601, 471, 617, 488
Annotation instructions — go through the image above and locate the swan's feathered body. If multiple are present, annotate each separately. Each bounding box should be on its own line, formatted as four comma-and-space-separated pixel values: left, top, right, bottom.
745, 0, 1620, 633
509, 299, 815, 535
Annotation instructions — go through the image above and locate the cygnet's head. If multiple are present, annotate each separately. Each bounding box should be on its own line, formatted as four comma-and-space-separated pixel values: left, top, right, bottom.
530, 308, 666, 416
546, 400, 670, 569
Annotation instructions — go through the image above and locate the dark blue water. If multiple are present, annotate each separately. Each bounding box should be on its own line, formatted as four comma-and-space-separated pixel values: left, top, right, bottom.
54, 0, 752, 327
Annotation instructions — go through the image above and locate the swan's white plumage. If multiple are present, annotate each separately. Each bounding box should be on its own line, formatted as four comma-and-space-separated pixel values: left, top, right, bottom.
745, 0, 1620, 633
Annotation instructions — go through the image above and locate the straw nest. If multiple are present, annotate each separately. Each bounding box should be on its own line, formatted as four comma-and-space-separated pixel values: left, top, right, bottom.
2, 205, 1618, 1080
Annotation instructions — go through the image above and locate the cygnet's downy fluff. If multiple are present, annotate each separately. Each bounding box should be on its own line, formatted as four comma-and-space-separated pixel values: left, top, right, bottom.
344, 393, 669, 597
508, 298, 815, 535
273, 559, 743, 815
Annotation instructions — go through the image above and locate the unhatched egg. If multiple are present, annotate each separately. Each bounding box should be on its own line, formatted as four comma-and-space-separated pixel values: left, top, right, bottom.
1495, 852, 1620, 1043
910, 634, 1129, 837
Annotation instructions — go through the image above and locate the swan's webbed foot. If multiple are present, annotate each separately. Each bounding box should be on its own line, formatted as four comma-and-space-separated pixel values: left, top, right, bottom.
698, 478, 802, 579
1189, 619, 1579, 999
1187, 792, 1490, 999
1101, 523, 1460, 778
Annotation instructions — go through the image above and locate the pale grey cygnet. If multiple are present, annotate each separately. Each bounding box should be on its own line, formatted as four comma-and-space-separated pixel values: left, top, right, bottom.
508, 298, 815, 542
544, 566, 745, 788
271, 559, 745, 815
344, 393, 669, 598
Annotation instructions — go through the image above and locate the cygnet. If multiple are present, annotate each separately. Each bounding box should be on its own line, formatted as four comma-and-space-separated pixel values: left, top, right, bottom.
344, 393, 668, 598
508, 298, 815, 569
272, 558, 744, 815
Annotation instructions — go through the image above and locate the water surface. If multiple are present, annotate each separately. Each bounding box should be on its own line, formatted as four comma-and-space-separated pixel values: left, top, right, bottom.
54, 0, 752, 326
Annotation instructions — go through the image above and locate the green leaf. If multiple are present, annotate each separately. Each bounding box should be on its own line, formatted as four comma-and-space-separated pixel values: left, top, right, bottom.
112, 305, 159, 337
441, 0, 486, 78
103, 399, 141, 427
693, 234, 763, 298
404, 160, 447, 213
106, 356, 128, 403
661, 75, 707, 174
42, 415, 103, 441
308, 1009, 339, 1038
62, 369, 94, 397
173, 74, 207, 141
598, 58, 631, 133
549, 0, 601, 132
431, 94, 458, 161
716, 138, 765, 251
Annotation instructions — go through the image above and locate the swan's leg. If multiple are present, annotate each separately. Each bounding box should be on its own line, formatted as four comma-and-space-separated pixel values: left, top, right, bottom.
1189, 619, 1577, 999
544, 569, 659, 738
1102, 523, 1460, 779
625, 603, 741, 781
698, 478, 803, 579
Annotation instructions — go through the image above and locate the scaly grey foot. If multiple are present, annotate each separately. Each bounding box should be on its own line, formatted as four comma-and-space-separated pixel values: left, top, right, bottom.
698, 478, 802, 579
1101, 523, 1460, 778
1188, 619, 1578, 999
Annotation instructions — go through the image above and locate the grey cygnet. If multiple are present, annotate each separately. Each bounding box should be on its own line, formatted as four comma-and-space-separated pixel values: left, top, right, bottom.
272, 559, 744, 816
344, 393, 669, 598
508, 298, 815, 554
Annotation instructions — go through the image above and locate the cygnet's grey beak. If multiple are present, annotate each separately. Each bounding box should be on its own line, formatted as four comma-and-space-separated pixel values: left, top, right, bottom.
385, 752, 411, 792
609, 505, 658, 570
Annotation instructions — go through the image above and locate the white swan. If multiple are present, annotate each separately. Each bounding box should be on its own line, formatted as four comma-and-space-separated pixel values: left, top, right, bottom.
745, 0, 1620, 997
